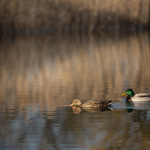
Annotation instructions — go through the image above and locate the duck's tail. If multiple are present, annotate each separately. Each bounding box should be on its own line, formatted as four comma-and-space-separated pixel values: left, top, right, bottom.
105, 101, 113, 107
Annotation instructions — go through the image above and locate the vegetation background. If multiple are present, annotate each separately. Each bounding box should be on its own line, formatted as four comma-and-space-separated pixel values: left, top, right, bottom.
0, 0, 150, 32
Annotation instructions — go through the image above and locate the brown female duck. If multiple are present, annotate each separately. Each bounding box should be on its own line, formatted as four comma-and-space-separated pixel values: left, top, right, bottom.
70, 99, 113, 108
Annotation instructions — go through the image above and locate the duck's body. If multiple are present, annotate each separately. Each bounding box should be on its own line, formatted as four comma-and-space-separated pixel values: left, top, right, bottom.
121, 89, 150, 102
70, 99, 113, 108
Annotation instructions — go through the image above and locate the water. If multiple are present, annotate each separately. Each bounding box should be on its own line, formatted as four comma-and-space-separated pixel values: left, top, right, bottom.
0, 32, 150, 150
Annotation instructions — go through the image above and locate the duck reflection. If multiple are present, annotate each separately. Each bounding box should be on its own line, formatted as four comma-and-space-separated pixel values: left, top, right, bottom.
71, 106, 113, 114
126, 102, 134, 113
125, 101, 150, 113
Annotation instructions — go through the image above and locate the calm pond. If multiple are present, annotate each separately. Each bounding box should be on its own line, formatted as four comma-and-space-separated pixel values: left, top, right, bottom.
0, 32, 150, 150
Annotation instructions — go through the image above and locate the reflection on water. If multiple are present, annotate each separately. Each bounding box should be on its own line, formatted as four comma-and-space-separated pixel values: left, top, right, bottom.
0, 32, 150, 149
71, 106, 113, 114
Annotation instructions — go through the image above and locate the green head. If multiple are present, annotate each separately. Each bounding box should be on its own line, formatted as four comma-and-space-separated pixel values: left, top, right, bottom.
121, 89, 135, 97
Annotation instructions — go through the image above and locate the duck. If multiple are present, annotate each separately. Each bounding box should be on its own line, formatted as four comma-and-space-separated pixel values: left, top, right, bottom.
70, 99, 113, 108
121, 89, 150, 102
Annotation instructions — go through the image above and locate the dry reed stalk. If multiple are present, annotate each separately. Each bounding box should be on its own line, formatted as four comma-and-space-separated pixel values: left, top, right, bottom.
0, 0, 149, 32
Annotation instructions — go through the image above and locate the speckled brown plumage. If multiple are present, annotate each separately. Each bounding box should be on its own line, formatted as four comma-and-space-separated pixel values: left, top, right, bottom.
70, 99, 113, 108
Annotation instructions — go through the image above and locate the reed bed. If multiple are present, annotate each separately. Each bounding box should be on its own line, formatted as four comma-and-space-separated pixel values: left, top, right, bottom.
0, 0, 149, 32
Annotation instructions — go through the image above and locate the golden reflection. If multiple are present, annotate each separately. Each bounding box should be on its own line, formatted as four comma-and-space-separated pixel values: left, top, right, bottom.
71, 106, 113, 114
0, 32, 150, 114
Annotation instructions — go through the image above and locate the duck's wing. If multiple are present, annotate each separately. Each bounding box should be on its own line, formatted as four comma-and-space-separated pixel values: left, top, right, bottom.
98, 100, 113, 107
132, 93, 150, 101
83, 100, 113, 107
135, 93, 150, 97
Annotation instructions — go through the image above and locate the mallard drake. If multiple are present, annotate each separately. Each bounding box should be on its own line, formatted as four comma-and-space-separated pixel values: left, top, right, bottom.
121, 89, 150, 102
70, 99, 113, 107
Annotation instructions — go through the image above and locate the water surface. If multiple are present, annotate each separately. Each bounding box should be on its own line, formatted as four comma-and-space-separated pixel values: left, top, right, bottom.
0, 32, 150, 150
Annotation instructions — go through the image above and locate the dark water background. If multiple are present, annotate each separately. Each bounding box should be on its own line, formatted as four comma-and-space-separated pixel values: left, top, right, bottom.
0, 32, 150, 150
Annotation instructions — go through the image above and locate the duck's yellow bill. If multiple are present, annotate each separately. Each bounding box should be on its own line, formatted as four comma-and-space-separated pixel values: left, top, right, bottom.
121, 92, 126, 96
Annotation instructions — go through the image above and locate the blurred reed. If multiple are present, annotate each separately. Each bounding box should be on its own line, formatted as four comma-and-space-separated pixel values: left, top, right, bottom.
0, 0, 149, 33
0, 32, 150, 113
